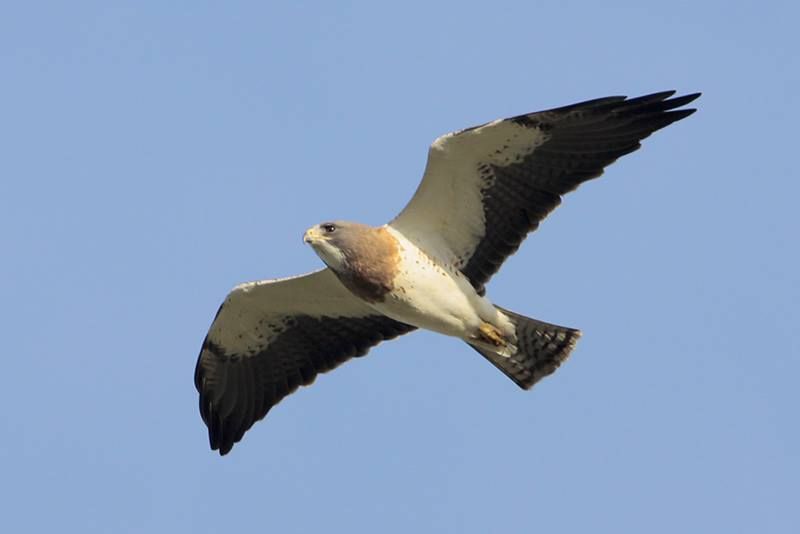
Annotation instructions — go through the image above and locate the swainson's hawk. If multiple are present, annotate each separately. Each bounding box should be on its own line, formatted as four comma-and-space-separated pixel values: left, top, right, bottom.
195, 91, 700, 455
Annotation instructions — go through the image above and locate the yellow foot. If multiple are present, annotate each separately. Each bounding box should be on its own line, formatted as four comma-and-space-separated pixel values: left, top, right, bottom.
478, 322, 507, 347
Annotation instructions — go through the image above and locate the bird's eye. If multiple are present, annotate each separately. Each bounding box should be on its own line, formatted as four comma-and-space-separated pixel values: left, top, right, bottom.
321, 223, 336, 233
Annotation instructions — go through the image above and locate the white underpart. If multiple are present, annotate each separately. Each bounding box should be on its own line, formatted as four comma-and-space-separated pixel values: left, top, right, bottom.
369, 226, 516, 347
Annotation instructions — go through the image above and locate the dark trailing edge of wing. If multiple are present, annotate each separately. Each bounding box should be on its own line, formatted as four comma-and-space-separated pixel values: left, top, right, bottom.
461, 91, 700, 291
195, 314, 415, 455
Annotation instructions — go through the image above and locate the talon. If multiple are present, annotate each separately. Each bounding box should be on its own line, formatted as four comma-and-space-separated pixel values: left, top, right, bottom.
478, 322, 506, 347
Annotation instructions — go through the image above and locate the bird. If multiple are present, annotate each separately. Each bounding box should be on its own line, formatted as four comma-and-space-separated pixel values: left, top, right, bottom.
195, 90, 700, 455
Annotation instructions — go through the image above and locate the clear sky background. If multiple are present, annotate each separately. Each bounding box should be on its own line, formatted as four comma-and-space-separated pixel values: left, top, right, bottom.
2, 2, 797, 533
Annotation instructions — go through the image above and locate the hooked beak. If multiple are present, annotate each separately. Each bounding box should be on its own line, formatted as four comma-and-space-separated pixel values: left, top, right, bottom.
303, 226, 322, 245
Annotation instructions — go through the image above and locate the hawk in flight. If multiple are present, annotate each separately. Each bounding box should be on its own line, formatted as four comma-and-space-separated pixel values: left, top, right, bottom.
195, 91, 700, 455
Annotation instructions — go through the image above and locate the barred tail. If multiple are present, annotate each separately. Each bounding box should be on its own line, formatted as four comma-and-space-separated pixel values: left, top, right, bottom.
468, 307, 581, 390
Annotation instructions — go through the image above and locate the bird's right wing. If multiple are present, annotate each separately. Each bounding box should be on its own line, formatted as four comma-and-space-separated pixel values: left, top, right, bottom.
194, 268, 415, 455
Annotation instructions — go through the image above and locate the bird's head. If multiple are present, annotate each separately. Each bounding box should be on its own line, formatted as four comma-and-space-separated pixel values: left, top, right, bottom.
304, 220, 368, 271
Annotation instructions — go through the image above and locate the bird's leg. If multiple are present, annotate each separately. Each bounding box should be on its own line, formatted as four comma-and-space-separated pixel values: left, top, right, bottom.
477, 322, 507, 347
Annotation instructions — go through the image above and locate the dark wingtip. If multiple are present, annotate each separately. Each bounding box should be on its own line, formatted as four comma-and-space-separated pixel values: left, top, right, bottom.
209, 428, 234, 456
680, 92, 702, 104
609, 91, 701, 115
610, 91, 700, 132
646, 91, 701, 110
630, 89, 677, 102
533, 90, 701, 120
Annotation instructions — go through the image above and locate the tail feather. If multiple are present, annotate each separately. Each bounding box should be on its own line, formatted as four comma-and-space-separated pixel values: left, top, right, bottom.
469, 307, 581, 390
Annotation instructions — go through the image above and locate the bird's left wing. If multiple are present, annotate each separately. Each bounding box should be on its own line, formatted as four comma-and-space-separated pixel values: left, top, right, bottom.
195, 268, 415, 455
390, 91, 699, 293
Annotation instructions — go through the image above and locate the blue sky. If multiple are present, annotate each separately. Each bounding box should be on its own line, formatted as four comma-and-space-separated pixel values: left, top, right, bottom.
2, 1, 798, 532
